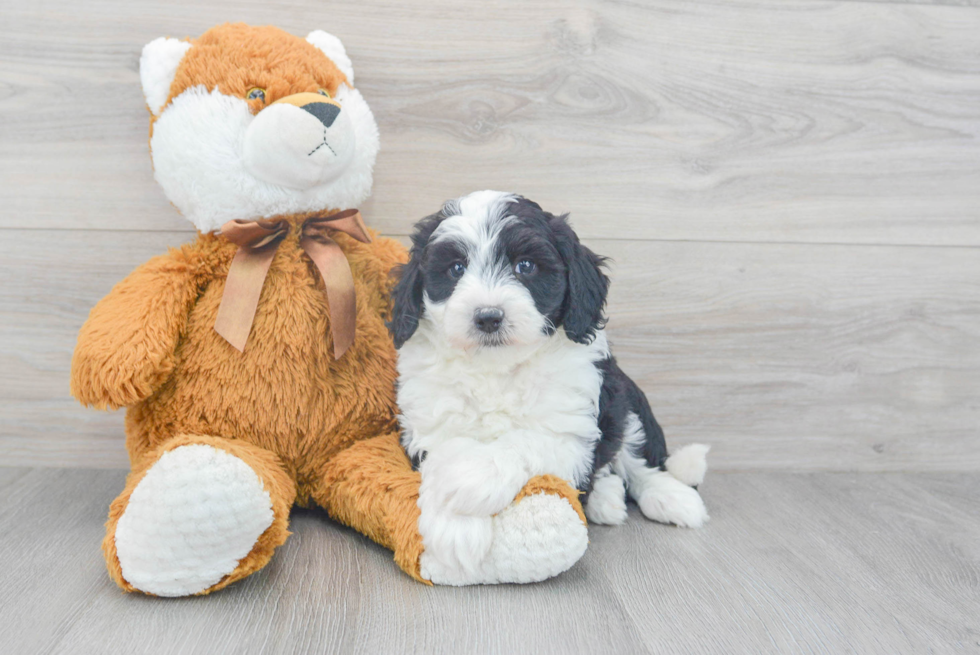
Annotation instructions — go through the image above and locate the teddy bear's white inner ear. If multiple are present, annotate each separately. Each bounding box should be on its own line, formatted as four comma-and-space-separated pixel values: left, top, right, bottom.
140, 37, 192, 116
306, 30, 355, 85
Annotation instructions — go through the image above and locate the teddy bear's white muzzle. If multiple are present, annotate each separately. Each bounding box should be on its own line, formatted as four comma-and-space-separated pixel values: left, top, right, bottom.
243, 98, 356, 191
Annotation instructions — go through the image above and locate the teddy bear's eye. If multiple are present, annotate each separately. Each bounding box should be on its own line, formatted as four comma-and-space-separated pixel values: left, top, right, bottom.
246, 87, 266, 102
317, 88, 332, 99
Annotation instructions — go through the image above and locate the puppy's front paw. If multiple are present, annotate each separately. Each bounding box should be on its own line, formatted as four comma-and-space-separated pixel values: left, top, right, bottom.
419, 482, 589, 586
420, 441, 527, 516
417, 507, 494, 578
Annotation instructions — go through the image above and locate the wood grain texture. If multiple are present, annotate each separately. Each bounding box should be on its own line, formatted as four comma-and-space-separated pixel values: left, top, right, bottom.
0, 468, 977, 654
0, 0, 978, 244
2, 230, 977, 470
1, 0, 978, 471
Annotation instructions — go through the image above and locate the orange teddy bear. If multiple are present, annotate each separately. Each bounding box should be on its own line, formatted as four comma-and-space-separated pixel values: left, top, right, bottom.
70, 24, 588, 595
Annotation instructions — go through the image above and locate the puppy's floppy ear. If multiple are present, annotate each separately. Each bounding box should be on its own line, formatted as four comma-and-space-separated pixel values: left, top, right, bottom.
388, 257, 423, 349
387, 213, 443, 348
551, 214, 609, 344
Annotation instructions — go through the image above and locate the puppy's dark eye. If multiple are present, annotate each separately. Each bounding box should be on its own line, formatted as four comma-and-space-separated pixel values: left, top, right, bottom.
448, 262, 466, 279
318, 88, 332, 98
246, 88, 266, 102
515, 259, 536, 276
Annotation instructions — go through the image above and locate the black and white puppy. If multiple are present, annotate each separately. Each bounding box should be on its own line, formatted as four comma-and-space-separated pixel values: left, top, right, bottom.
389, 190, 709, 539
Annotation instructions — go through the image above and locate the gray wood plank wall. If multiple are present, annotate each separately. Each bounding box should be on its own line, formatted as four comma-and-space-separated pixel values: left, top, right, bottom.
1, 0, 978, 470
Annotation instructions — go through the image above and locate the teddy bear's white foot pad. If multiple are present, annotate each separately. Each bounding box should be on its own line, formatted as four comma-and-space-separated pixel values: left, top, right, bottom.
114, 444, 274, 596
419, 492, 588, 586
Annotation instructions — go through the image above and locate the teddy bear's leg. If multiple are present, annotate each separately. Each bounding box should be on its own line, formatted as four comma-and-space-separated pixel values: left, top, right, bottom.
314, 433, 588, 585
313, 432, 427, 581
104, 434, 296, 596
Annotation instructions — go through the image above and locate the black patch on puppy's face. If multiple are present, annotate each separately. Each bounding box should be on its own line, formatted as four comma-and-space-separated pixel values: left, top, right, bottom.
503, 197, 609, 344
420, 239, 467, 304
496, 199, 569, 333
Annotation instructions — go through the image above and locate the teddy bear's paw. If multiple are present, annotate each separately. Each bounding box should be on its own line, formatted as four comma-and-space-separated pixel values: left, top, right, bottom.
114, 444, 275, 596
419, 492, 588, 586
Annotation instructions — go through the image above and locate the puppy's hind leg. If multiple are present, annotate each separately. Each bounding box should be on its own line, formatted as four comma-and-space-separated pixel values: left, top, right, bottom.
631, 468, 709, 528
614, 413, 709, 529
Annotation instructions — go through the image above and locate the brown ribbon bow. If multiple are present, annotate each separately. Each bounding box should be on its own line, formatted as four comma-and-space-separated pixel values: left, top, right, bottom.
214, 209, 372, 359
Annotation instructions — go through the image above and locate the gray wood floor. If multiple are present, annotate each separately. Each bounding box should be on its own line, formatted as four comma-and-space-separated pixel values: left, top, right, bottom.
1, 468, 977, 654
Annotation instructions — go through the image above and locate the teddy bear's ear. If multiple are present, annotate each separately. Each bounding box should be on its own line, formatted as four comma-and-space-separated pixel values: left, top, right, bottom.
140, 37, 192, 116
306, 31, 355, 85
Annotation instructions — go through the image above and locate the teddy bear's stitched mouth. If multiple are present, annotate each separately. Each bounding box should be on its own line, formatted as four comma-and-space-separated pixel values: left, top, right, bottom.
308, 128, 337, 157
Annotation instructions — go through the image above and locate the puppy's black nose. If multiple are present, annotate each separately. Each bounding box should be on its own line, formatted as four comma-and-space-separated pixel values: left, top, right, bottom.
301, 102, 340, 128
474, 307, 505, 334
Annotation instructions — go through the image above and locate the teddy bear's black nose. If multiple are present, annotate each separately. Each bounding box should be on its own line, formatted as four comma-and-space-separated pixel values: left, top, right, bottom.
301, 102, 340, 128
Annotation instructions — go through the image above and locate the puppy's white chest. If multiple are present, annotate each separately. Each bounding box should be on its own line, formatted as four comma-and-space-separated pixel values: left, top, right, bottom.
458, 364, 584, 440
397, 331, 609, 452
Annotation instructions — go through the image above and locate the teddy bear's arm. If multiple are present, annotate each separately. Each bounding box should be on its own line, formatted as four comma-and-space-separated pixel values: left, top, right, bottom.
70, 248, 203, 410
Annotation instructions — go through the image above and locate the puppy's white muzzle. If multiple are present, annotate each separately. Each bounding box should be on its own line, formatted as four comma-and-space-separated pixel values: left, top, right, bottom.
242, 92, 355, 190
